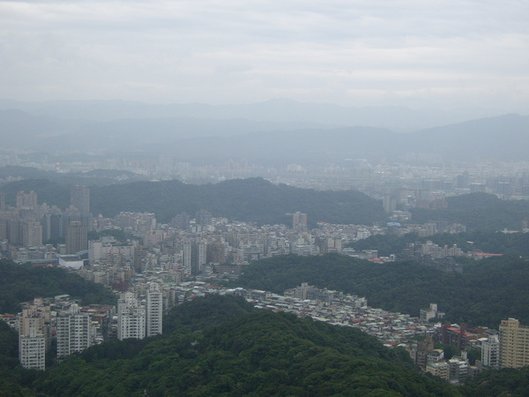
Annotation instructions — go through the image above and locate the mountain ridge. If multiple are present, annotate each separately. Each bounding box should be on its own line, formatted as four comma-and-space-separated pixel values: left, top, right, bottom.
1, 107, 527, 161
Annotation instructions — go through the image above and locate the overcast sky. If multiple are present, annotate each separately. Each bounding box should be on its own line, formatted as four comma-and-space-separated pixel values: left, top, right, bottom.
1, 0, 528, 112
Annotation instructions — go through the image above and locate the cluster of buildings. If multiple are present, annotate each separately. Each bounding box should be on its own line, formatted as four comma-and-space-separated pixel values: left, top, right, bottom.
394, 239, 506, 262
0, 188, 383, 279
0, 186, 90, 262
415, 318, 529, 384
72, 212, 491, 287
238, 283, 432, 347
0, 183, 497, 289
404, 240, 465, 260
117, 283, 163, 341
10, 203, 396, 289
82, 209, 441, 289
9, 151, 529, 202
2, 281, 163, 371
2, 296, 112, 371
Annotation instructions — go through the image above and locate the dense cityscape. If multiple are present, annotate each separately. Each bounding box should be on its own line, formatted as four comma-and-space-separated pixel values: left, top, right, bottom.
1, 182, 528, 390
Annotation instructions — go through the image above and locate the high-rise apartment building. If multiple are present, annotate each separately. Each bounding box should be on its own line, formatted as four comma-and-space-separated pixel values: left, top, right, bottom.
206, 240, 226, 263
499, 318, 529, 368
292, 211, 308, 232
192, 240, 207, 275
183, 241, 192, 276
70, 185, 90, 216
18, 307, 47, 370
117, 292, 146, 341
65, 220, 88, 254
146, 284, 163, 337
19, 331, 46, 371
481, 335, 500, 369
22, 220, 43, 247
42, 211, 64, 242
56, 304, 92, 358
7, 218, 22, 246
16, 191, 37, 210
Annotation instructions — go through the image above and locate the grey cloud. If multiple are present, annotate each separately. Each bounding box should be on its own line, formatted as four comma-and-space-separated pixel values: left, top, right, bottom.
0, 0, 528, 113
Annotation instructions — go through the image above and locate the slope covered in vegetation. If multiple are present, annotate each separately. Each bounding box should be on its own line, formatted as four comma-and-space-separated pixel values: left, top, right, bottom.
411, 192, 529, 231
236, 254, 529, 328
1, 177, 386, 225
32, 295, 457, 396
0, 260, 116, 313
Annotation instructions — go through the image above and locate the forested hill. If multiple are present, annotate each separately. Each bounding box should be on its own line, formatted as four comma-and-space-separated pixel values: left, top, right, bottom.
0, 288, 527, 395
1, 177, 386, 225
462, 367, 529, 397
235, 254, 529, 328
4, 176, 529, 230
411, 192, 529, 231
352, 230, 529, 257
0, 260, 116, 313
27, 295, 457, 396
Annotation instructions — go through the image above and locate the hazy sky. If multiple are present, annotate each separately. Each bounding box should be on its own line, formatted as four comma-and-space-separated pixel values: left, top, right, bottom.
1, 0, 528, 112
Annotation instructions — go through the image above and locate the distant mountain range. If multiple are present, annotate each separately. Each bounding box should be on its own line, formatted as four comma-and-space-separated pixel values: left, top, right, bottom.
0, 98, 486, 129
1, 101, 527, 162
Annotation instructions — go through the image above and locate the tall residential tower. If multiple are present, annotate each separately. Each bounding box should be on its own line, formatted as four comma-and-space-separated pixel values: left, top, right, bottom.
146, 284, 163, 337
499, 318, 529, 368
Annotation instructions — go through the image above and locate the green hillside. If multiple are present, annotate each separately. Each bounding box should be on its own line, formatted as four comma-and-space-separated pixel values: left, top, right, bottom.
411, 193, 529, 231
0, 260, 116, 313
31, 295, 457, 397
462, 367, 529, 397
235, 254, 529, 328
0, 321, 34, 397
351, 230, 529, 257
1, 177, 386, 225
2, 292, 528, 395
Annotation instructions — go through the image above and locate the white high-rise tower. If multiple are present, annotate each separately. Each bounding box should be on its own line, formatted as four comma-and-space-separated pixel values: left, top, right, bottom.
117, 292, 146, 341
56, 304, 92, 358
146, 283, 163, 337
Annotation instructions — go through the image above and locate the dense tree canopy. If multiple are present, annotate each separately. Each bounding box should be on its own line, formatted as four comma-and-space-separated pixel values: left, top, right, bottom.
352, 231, 529, 257
462, 367, 529, 397
0, 260, 116, 313
0, 321, 36, 397
411, 193, 529, 231
1, 177, 386, 225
